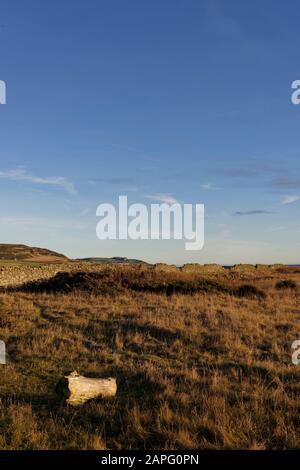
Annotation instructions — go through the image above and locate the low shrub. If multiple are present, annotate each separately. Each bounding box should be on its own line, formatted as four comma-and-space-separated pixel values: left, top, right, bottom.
275, 279, 297, 290
234, 284, 266, 300
17, 269, 231, 296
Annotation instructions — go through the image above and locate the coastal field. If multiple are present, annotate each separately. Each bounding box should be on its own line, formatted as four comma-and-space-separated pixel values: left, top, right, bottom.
0, 263, 300, 449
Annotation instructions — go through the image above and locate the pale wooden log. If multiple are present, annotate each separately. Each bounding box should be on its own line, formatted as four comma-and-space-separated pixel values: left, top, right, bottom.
56, 371, 117, 405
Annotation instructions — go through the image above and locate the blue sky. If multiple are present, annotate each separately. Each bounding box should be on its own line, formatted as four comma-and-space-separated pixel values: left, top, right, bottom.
1, 0, 300, 264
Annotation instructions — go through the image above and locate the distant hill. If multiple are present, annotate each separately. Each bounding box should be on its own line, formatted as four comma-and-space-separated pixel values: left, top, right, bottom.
78, 256, 149, 265
0, 244, 69, 263
0, 245, 148, 265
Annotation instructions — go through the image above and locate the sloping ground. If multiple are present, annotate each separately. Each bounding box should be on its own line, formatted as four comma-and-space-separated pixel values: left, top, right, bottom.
0, 244, 68, 263
78, 256, 149, 265
0, 268, 300, 449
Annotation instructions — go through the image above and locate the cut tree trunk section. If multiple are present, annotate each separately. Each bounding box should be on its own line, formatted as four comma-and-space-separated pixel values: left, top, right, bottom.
56, 371, 117, 405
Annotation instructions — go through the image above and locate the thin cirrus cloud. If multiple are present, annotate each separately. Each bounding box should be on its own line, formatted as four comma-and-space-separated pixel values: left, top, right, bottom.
0, 168, 76, 195
145, 193, 179, 205
200, 183, 221, 190
281, 195, 299, 205
233, 210, 271, 216
0, 216, 86, 231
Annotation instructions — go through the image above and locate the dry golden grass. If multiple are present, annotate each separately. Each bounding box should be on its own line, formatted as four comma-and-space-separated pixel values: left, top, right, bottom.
0, 265, 300, 449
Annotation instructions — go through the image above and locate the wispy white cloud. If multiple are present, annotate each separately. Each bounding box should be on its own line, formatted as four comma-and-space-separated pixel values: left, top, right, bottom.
145, 193, 179, 205
79, 207, 92, 217
0, 216, 86, 231
0, 168, 76, 195
281, 195, 299, 205
200, 183, 221, 190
